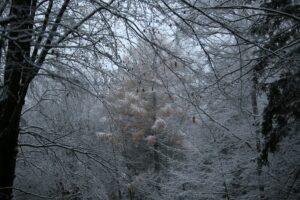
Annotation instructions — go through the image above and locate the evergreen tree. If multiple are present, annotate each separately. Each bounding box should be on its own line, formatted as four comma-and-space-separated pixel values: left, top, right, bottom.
250, 0, 300, 162
105, 39, 187, 199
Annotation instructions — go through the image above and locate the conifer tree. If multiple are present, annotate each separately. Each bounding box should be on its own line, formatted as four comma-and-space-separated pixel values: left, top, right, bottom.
250, 0, 300, 162
105, 38, 187, 199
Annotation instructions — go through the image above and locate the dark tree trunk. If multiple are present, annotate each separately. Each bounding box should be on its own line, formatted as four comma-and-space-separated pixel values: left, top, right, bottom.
0, 1, 34, 199
153, 142, 160, 172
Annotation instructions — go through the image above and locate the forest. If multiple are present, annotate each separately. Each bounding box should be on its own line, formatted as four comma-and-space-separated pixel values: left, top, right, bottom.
0, 0, 299, 199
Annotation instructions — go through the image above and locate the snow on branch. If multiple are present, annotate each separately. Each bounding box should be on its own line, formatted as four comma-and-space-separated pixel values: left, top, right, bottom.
129, 104, 146, 117
145, 135, 157, 145
95, 131, 117, 143
151, 118, 167, 131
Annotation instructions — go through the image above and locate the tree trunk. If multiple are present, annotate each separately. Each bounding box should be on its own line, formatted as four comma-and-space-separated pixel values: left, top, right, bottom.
251, 71, 265, 200
151, 90, 160, 172
0, 1, 33, 199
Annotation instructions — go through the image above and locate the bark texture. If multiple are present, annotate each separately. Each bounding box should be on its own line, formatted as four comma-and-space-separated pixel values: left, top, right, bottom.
0, 1, 33, 199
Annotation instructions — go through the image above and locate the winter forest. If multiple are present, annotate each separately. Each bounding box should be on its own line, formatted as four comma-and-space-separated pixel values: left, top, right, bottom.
0, 0, 299, 199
